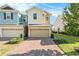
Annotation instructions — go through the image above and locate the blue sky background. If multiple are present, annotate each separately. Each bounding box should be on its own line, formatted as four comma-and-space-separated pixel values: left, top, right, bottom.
0, 3, 70, 25
36, 3, 70, 25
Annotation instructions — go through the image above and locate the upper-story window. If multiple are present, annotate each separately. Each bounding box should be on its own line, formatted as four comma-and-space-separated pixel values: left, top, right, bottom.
4, 12, 13, 20
6, 12, 11, 19
46, 17, 49, 21
33, 13, 37, 20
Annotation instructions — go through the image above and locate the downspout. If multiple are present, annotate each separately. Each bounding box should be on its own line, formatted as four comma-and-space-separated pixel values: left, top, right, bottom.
0, 28, 3, 39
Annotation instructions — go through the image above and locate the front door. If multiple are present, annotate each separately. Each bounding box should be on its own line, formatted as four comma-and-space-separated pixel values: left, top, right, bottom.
24, 26, 28, 38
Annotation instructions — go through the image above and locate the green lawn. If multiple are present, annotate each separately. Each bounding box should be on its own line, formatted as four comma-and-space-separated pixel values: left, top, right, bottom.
54, 33, 79, 56
0, 37, 24, 56
0, 38, 23, 56
0, 44, 16, 56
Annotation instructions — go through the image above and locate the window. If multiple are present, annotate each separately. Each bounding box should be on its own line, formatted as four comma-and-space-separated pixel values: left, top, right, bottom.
7, 16, 10, 19
46, 17, 49, 21
33, 13, 37, 19
4, 13, 6, 19
4, 12, 13, 20
23, 19, 26, 22
11, 13, 13, 19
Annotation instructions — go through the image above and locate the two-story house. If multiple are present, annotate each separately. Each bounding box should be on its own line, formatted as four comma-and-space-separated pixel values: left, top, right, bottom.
26, 7, 51, 37
0, 4, 24, 38
0, 4, 51, 39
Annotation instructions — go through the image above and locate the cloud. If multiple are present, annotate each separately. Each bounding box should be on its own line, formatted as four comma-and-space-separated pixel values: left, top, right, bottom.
0, 3, 64, 17
40, 4, 64, 17
0, 3, 37, 11
44, 8, 63, 17
9, 3, 37, 11
47, 8, 63, 17
42, 4, 63, 10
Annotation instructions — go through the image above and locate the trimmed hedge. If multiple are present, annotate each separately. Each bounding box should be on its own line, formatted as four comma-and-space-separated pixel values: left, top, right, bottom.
53, 33, 79, 44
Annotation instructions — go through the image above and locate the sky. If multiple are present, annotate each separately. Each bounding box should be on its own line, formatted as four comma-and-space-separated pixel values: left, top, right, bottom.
0, 3, 70, 25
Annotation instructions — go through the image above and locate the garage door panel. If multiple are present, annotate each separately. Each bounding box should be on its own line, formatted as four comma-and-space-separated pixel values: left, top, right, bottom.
30, 29, 49, 37
2, 29, 23, 37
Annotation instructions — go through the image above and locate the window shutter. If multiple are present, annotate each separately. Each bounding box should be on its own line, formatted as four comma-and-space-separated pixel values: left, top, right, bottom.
4, 13, 6, 19
11, 13, 13, 19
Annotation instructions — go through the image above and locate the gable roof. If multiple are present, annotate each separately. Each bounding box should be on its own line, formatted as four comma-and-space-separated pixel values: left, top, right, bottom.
26, 6, 51, 15
0, 4, 19, 12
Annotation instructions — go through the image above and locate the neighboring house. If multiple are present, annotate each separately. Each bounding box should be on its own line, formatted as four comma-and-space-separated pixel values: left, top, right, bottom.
0, 4, 25, 38
53, 15, 64, 32
0, 5, 51, 38
50, 24, 53, 32
26, 6, 51, 37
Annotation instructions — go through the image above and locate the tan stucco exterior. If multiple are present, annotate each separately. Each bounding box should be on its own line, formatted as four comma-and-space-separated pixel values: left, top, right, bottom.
26, 7, 51, 37
27, 7, 50, 25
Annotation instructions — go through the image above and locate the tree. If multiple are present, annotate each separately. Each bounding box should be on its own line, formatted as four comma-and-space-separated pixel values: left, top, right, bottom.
63, 3, 79, 36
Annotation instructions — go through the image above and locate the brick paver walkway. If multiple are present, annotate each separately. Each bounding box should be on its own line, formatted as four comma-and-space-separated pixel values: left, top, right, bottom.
0, 41, 8, 47
0, 37, 10, 47
5, 38, 64, 56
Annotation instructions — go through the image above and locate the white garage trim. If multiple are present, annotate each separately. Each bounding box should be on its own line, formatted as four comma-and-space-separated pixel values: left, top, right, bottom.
28, 26, 30, 37
2, 29, 24, 37
30, 29, 49, 37
0, 29, 2, 37
28, 25, 51, 37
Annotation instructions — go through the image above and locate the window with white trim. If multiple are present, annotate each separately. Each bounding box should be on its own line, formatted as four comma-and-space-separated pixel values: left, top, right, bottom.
4, 12, 13, 20
33, 13, 37, 20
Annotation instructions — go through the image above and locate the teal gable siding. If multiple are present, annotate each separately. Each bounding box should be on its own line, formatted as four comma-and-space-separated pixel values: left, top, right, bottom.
0, 12, 20, 24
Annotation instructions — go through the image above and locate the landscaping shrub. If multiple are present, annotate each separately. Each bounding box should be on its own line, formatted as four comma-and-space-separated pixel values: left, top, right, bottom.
53, 33, 79, 44
51, 33, 54, 38
20, 34, 23, 38
53, 33, 79, 55
58, 32, 67, 35
52, 31, 57, 33
54, 37, 69, 44
8, 38, 18, 44
8, 37, 23, 44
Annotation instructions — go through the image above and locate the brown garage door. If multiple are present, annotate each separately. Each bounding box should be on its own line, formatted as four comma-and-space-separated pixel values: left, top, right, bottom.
30, 29, 49, 37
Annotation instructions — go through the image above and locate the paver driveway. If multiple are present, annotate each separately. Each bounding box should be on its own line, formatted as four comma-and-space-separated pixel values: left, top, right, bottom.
0, 38, 9, 47
6, 38, 64, 56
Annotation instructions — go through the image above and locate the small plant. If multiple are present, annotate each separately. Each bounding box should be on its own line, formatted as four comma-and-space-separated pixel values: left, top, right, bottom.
20, 34, 23, 38
8, 38, 18, 44
51, 33, 54, 38
52, 31, 57, 33
8, 37, 24, 44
